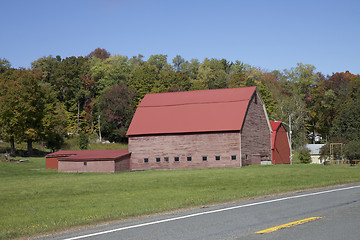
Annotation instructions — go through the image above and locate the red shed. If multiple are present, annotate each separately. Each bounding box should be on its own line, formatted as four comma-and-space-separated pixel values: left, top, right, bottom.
46, 149, 131, 173
270, 121, 291, 164
127, 87, 272, 170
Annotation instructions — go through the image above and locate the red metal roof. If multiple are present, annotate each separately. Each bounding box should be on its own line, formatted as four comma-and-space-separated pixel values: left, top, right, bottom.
127, 87, 257, 136
46, 149, 130, 161
270, 121, 282, 131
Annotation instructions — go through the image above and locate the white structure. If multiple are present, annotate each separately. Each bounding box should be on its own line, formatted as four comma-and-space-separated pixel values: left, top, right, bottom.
305, 144, 325, 164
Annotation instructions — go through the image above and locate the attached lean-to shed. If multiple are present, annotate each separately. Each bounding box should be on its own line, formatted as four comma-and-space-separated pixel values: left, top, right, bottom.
270, 121, 291, 164
46, 149, 131, 173
127, 86, 272, 170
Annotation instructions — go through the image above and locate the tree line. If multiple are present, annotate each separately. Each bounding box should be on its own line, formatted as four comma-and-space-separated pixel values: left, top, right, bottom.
1, 48, 360, 157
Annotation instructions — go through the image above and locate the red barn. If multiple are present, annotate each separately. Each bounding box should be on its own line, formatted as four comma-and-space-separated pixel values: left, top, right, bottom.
46, 149, 131, 173
270, 121, 291, 164
127, 87, 272, 170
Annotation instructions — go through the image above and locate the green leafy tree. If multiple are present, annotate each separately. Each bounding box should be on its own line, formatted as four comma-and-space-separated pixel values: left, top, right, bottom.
128, 54, 145, 68
89, 54, 130, 94
197, 58, 227, 89
79, 132, 89, 150
297, 147, 311, 164
180, 58, 200, 80
53, 56, 90, 134
257, 82, 278, 117
31, 55, 62, 86
147, 54, 170, 70
330, 99, 360, 141
343, 141, 360, 164
0, 69, 67, 155
273, 94, 308, 148
152, 69, 191, 93
313, 71, 360, 140
282, 63, 318, 98
128, 64, 159, 104
39, 81, 68, 152
0, 69, 22, 156
227, 61, 253, 88
172, 55, 185, 72
0, 58, 11, 73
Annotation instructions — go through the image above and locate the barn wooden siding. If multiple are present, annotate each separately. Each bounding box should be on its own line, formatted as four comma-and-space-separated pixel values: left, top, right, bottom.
129, 131, 241, 171
241, 93, 272, 166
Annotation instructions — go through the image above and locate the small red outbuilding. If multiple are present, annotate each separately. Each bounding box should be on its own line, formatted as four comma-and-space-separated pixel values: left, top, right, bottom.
46, 149, 131, 173
270, 121, 291, 164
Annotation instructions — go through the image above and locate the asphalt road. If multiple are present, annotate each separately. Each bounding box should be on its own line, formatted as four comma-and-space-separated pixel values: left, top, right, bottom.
36, 184, 360, 240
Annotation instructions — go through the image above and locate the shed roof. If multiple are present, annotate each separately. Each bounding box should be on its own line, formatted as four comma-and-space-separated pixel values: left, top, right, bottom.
127, 86, 257, 136
270, 121, 282, 132
305, 144, 325, 155
46, 149, 130, 161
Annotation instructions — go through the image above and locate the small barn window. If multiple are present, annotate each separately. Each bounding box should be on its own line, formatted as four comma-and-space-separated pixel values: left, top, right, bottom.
187, 156, 192, 162
174, 157, 179, 162
144, 158, 149, 163
84, 162, 87, 166
231, 155, 237, 160
156, 157, 161, 163
215, 156, 221, 161
202, 156, 207, 161
164, 157, 169, 162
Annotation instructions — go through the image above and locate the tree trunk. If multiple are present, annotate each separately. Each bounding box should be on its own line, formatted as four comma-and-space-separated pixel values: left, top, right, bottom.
76, 100, 80, 134
27, 139, 33, 157
10, 135, 16, 157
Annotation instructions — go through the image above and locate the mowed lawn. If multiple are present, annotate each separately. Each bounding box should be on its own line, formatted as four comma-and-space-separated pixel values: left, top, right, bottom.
0, 158, 359, 239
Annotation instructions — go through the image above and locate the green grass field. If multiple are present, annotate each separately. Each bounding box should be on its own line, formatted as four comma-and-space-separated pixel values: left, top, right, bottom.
0, 139, 128, 157
0, 158, 359, 239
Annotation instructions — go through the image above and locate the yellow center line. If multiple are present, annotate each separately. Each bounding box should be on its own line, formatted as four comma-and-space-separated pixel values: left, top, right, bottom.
256, 216, 323, 234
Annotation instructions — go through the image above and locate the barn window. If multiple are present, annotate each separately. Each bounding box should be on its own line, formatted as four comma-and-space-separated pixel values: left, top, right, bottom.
215, 156, 221, 161
202, 156, 207, 161
187, 156, 192, 161
164, 157, 169, 162
231, 155, 237, 160
174, 157, 179, 162
144, 158, 149, 163
156, 157, 161, 163
84, 162, 87, 166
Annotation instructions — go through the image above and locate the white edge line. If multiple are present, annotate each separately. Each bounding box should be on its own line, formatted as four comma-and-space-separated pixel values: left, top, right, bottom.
63, 185, 360, 240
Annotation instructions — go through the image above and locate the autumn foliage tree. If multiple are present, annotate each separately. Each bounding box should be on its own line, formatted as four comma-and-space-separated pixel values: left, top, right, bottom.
2, 47, 360, 151
0, 69, 67, 155
96, 83, 136, 142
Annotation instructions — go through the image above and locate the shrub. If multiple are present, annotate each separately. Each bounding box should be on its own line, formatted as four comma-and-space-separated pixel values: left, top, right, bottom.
297, 147, 311, 164
343, 141, 360, 165
79, 133, 89, 150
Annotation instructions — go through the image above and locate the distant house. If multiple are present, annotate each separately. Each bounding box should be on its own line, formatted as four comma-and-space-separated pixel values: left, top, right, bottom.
126, 86, 272, 170
46, 149, 131, 173
305, 144, 325, 164
270, 121, 291, 164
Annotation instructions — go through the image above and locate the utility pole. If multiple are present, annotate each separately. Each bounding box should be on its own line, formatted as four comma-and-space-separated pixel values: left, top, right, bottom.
289, 114, 292, 164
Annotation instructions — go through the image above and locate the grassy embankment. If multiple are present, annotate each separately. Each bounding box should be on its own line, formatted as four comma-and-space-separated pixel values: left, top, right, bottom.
0, 157, 359, 239
0, 139, 128, 156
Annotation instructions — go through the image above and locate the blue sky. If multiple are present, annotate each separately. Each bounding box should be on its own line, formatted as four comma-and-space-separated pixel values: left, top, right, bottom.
1, 0, 359, 75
